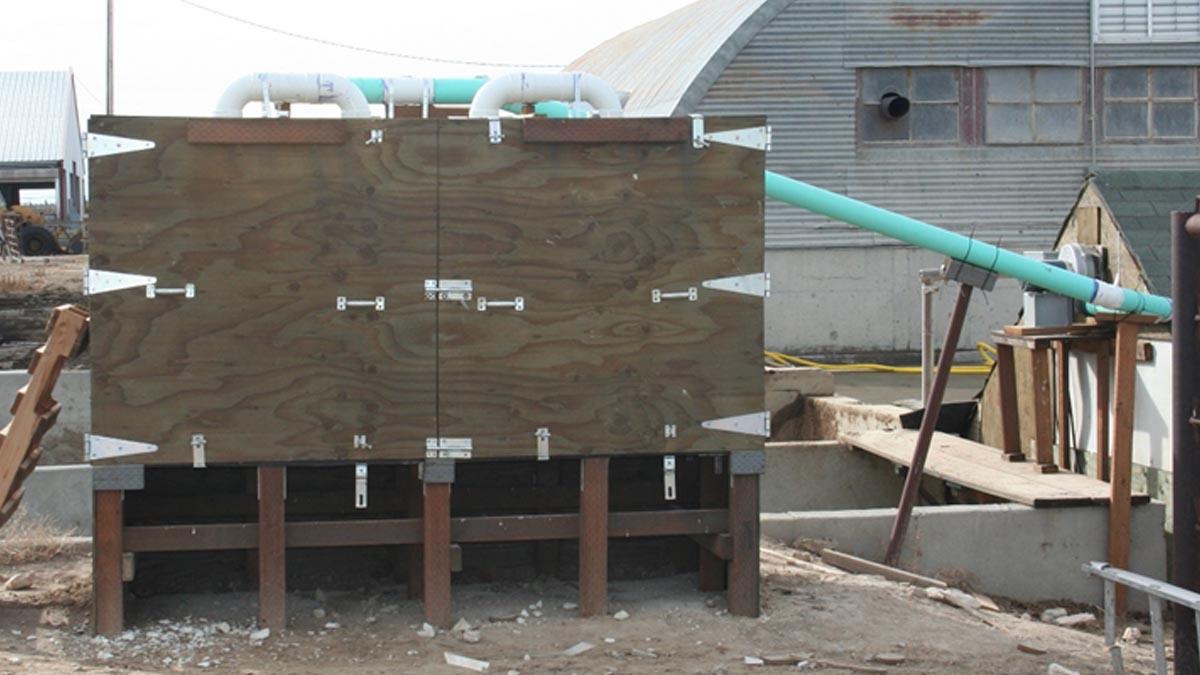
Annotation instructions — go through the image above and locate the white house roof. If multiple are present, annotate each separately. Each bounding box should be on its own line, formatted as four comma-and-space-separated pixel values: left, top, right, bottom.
0, 71, 78, 164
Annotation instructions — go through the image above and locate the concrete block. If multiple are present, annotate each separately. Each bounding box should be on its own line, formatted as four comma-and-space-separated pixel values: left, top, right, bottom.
15, 464, 93, 535
0, 368, 89, 465
763, 441, 901, 512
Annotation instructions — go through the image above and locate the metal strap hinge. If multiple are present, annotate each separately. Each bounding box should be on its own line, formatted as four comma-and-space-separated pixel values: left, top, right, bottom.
535, 427, 551, 461
85, 434, 158, 462
702, 272, 770, 299
191, 434, 207, 468
85, 269, 156, 296
87, 133, 156, 159
689, 115, 771, 151
355, 463, 368, 509
701, 411, 771, 437
663, 455, 677, 501
426, 437, 473, 459
425, 279, 473, 302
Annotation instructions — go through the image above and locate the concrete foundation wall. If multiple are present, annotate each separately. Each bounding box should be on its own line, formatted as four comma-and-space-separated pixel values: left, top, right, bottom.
764, 441, 901, 512
763, 502, 1167, 608
0, 368, 88, 465
14, 464, 92, 535
766, 247, 1021, 356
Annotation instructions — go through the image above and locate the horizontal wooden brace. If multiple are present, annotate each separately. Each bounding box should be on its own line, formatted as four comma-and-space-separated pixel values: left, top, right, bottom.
690, 533, 733, 561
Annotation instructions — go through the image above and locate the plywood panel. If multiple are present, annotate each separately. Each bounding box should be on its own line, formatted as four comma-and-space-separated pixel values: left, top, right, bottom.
88, 117, 438, 464
435, 118, 765, 458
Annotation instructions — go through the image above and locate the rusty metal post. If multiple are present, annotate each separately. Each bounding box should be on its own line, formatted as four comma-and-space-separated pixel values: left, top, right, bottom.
1173, 198, 1200, 675
884, 282, 974, 566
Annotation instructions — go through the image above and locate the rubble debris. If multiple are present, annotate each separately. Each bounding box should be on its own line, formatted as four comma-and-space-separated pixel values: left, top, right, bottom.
761, 653, 812, 665
452, 618, 473, 634
813, 658, 888, 673
613, 610, 630, 621
3, 572, 34, 590
1017, 643, 1047, 655
249, 628, 270, 642
1122, 626, 1141, 643
312, 608, 326, 619
924, 587, 981, 611
417, 623, 437, 638
39, 607, 69, 627
563, 641, 595, 656
444, 651, 490, 672
461, 629, 481, 644
743, 656, 765, 666
561, 602, 578, 611
1053, 613, 1096, 628
1039, 608, 1069, 622
1047, 664, 1080, 675
871, 652, 906, 665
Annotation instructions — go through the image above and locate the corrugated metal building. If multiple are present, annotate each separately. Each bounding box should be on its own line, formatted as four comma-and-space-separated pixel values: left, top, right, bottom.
0, 71, 86, 221
570, 0, 1200, 356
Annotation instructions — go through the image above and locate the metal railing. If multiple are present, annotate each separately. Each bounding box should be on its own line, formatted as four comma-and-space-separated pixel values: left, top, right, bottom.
1083, 561, 1200, 675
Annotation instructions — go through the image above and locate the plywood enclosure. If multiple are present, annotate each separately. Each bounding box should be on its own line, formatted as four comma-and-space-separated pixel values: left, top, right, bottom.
88, 116, 765, 464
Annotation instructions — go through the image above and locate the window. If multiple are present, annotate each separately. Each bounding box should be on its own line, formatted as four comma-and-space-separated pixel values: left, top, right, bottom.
985, 68, 1084, 144
860, 68, 959, 143
1094, 0, 1200, 43
1103, 67, 1198, 140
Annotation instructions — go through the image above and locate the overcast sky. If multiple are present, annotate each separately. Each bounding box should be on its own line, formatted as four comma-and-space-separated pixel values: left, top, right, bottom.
8, 0, 692, 122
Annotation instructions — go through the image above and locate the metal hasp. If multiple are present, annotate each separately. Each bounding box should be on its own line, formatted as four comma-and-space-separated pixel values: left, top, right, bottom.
477, 296, 525, 312
651, 287, 697, 303
86, 133, 155, 159
426, 437, 472, 459
354, 463, 368, 509
147, 283, 195, 299
703, 272, 770, 298
690, 115, 772, 151
663, 455, 677, 500
85, 269, 157, 296
365, 129, 384, 145
337, 296, 385, 311
535, 427, 551, 461
701, 411, 770, 437
85, 434, 158, 462
191, 434, 206, 468
488, 117, 503, 144
425, 279, 473, 302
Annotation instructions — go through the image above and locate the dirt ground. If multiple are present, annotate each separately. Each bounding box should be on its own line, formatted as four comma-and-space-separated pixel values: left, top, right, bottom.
0, 255, 87, 370
0, 521, 1165, 675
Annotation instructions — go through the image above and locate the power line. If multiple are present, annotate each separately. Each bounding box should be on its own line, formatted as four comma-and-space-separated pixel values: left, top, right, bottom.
74, 76, 105, 107
175, 0, 565, 69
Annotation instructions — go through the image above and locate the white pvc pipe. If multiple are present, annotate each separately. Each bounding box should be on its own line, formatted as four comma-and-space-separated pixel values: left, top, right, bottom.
214, 73, 372, 118
467, 72, 623, 118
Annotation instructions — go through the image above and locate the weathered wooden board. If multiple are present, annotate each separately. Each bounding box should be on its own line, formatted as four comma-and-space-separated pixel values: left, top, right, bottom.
436, 117, 765, 458
89, 117, 438, 464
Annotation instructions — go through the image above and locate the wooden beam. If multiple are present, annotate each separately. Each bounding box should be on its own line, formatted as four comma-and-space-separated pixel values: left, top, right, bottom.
995, 343, 1023, 460
1029, 345, 1058, 473
1109, 321, 1140, 616
691, 533, 733, 561
698, 456, 727, 591
820, 548, 947, 589
1055, 340, 1072, 471
422, 482, 452, 628
404, 465, 423, 600
256, 467, 286, 630
579, 457, 609, 617
92, 490, 124, 636
727, 473, 760, 617
1096, 347, 1111, 482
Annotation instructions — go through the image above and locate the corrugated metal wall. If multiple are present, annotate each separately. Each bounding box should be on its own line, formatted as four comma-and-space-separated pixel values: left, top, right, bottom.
695, 0, 1200, 250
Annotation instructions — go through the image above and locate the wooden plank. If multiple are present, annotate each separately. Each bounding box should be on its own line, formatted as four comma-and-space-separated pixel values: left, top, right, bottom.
698, 455, 727, 591
257, 467, 286, 630
820, 548, 947, 588
92, 490, 124, 636
727, 473, 760, 617
1096, 347, 1111, 482
186, 119, 351, 145
88, 117, 438, 464
1110, 321, 1139, 616
435, 117, 765, 458
1029, 346, 1057, 471
995, 343, 1022, 460
579, 457, 609, 617
1055, 340, 1072, 470
522, 118, 691, 143
422, 482, 452, 628
841, 429, 1149, 507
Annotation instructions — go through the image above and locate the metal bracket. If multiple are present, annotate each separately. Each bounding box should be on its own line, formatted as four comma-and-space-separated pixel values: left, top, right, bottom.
355, 463, 368, 509
191, 434, 207, 468
366, 129, 384, 145
147, 283, 195, 299
651, 287, 698, 303
689, 115, 772, 151
426, 437, 473, 459
730, 450, 766, 475
85, 269, 157, 296
93, 465, 145, 491
87, 133, 155, 159
337, 296, 386, 311
664, 424, 677, 438
353, 434, 372, 450
425, 279, 473, 302
535, 427, 551, 461
422, 458, 455, 483
942, 259, 999, 292
488, 117, 504, 144
85, 434, 158, 462
701, 411, 771, 437
477, 296, 524, 312
702, 272, 770, 299
663, 455, 677, 500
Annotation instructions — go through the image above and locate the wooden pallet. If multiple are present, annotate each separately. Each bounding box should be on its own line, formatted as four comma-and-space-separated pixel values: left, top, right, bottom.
0, 304, 89, 527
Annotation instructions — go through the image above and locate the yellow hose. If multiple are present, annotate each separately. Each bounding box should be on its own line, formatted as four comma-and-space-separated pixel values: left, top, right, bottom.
764, 342, 995, 375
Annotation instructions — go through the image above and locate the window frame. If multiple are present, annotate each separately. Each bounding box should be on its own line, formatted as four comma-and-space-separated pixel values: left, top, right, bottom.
1098, 66, 1200, 143
1093, 0, 1200, 44
982, 67, 1087, 146
856, 67, 968, 147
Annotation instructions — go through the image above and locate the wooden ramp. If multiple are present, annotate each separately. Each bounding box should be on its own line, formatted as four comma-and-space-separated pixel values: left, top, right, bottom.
840, 429, 1149, 508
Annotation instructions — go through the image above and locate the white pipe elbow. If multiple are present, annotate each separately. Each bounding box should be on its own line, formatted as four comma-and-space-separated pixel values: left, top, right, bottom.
214, 73, 372, 118
467, 72, 623, 118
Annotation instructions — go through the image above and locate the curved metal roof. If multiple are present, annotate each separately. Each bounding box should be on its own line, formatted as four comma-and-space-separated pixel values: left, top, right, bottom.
567, 0, 791, 116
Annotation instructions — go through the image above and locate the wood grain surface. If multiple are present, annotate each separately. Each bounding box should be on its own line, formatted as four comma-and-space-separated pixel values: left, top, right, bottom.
88, 116, 764, 464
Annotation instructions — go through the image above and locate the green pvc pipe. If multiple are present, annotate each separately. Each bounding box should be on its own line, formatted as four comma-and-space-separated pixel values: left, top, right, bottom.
349, 77, 486, 105
764, 171, 1172, 319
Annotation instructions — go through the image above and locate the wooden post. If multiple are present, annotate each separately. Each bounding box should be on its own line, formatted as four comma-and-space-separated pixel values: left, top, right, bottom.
579, 456, 609, 617
404, 464, 423, 600
422, 478, 452, 628
1096, 346, 1111, 482
1029, 345, 1058, 473
257, 466, 286, 630
1055, 340, 1072, 471
727, 470, 760, 617
1109, 321, 1139, 616
995, 343, 1023, 460
698, 455, 726, 591
92, 490, 124, 636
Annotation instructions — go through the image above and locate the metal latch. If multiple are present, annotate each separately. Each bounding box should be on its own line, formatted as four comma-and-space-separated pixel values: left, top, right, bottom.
85, 434, 159, 461
488, 117, 503, 144
702, 272, 770, 299
355, 463, 368, 509
191, 434, 207, 468
478, 296, 525, 312
337, 296, 386, 311
353, 434, 372, 450
664, 424, 677, 438
147, 283, 195, 299
663, 455, 677, 501
701, 411, 771, 437
651, 287, 697, 303
366, 129, 384, 145
689, 115, 772, 151
87, 133, 156, 158
85, 269, 157, 296
426, 437, 473, 459
535, 427, 551, 461
425, 279, 473, 302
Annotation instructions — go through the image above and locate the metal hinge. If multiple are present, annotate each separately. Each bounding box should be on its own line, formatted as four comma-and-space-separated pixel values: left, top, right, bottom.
191, 434, 207, 468
663, 455, 677, 500
488, 117, 504, 144
355, 463, 368, 509
425, 279, 473, 302
701, 411, 771, 437
702, 272, 770, 299
535, 427, 551, 461
426, 437, 473, 459
87, 133, 156, 159
85, 269, 156, 296
85, 434, 158, 461
689, 115, 771, 151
